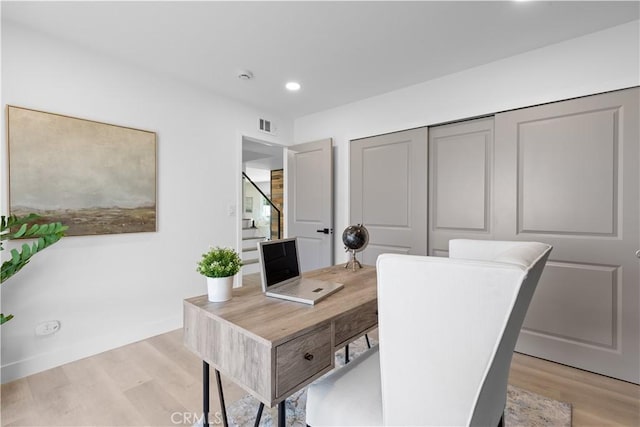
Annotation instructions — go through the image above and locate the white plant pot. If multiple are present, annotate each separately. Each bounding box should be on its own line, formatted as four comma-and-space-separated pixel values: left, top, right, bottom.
207, 276, 234, 302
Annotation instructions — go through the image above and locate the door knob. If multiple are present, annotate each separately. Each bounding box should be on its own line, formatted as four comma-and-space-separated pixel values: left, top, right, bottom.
316, 228, 330, 234
636, 250, 640, 259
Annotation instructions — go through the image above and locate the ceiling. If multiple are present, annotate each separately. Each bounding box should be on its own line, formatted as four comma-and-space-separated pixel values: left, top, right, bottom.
3, 1, 639, 119
243, 136, 284, 174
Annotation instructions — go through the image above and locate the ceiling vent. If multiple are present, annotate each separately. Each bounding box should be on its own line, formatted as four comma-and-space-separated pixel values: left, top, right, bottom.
258, 118, 276, 135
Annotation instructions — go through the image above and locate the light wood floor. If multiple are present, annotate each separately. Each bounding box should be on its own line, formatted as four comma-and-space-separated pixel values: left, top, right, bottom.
2, 328, 639, 426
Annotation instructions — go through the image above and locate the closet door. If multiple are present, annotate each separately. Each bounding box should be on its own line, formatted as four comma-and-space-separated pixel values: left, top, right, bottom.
350, 128, 428, 265
494, 88, 639, 383
428, 117, 494, 256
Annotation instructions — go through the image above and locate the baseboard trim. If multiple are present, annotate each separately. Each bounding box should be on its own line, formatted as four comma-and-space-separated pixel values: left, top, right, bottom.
1, 315, 182, 384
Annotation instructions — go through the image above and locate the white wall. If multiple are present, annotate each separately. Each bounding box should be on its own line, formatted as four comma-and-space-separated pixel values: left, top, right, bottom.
0, 22, 292, 382
294, 20, 640, 262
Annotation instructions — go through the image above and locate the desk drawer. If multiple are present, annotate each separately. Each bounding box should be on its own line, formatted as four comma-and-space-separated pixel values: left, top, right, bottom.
334, 300, 378, 347
276, 323, 332, 397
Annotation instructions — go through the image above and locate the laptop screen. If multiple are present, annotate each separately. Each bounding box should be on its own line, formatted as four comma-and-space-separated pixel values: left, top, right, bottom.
261, 239, 300, 287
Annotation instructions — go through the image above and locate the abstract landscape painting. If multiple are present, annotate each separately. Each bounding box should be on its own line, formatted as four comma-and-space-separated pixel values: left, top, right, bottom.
8, 106, 156, 236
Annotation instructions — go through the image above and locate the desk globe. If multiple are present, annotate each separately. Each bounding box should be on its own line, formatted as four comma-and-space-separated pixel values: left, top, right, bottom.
342, 224, 369, 271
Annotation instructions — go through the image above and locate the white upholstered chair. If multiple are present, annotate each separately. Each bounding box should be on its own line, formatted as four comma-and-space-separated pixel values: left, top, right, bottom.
306, 239, 552, 426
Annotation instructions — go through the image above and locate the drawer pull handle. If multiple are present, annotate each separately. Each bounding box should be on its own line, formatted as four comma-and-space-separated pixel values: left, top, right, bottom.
304, 353, 314, 361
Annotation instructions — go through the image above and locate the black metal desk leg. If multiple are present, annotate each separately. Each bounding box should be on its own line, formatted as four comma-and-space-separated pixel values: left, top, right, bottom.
345, 344, 350, 364
254, 403, 264, 427
278, 400, 286, 427
215, 370, 229, 427
203, 361, 210, 427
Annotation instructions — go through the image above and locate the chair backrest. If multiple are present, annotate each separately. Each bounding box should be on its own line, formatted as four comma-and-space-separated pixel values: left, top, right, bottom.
376, 240, 551, 426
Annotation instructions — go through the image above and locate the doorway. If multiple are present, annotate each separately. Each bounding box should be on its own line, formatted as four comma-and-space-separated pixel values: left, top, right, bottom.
241, 136, 285, 275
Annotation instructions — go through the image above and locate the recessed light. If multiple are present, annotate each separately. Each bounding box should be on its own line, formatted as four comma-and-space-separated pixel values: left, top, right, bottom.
285, 81, 301, 91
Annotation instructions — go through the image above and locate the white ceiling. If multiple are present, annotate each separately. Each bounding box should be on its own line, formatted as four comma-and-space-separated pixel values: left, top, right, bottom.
3, 1, 639, 119
242, 136, 284, 173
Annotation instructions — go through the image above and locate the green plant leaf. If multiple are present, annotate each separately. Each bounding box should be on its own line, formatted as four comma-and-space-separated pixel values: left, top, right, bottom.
20, 243, 31, 262
13, 223, 28, 238
26, 224, 39, 237
11, 249, 20, 264
196, 246, 243, 278
1, 212, 67, 327
1, 213, 67, 287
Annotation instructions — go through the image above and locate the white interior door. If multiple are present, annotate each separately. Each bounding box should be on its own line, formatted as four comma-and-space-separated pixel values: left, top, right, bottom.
286, 138, 333, 272
350, 127, 428, 265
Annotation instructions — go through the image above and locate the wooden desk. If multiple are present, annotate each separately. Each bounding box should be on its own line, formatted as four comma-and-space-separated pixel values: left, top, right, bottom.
183, 264, 377, 426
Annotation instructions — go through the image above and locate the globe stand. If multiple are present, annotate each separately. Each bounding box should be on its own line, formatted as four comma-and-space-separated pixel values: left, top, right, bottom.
345, 249, 362, 271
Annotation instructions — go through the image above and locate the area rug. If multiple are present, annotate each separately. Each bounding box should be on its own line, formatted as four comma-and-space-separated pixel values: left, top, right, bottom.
225, 341, 572, 426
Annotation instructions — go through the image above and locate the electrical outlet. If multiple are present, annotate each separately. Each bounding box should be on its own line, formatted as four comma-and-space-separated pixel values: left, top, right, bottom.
35, 320, 61, 336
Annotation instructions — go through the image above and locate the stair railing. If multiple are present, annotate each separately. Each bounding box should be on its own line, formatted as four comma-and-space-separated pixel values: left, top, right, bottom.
242, 172, 281, 240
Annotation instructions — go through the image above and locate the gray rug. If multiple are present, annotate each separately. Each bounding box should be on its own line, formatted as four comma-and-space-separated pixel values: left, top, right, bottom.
225, 341, 572, 426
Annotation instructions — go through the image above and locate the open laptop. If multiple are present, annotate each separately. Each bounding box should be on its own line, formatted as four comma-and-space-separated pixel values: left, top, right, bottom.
257, 237, 344, 305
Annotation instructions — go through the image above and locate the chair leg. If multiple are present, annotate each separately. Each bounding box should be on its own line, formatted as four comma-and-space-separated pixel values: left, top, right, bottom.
365, 333, 371, 349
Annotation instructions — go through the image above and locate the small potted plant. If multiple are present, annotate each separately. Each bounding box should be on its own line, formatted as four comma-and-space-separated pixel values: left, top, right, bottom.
196, 246, 243, 302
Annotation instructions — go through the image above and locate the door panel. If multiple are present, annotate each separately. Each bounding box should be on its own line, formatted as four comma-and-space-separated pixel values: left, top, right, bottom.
362, 141, 411, 227
296, 236, 325, 273
428, 118, 494, 255
526, 261, 618, 349
517, 109, 617, 235
363, 245, 411, 267
495, 88, 639, 383
350, 128, 427, 266
287, 139, 333, 272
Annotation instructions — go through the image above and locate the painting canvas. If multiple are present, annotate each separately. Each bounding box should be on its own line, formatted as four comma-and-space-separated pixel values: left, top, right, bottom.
8, 106, 157, 236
